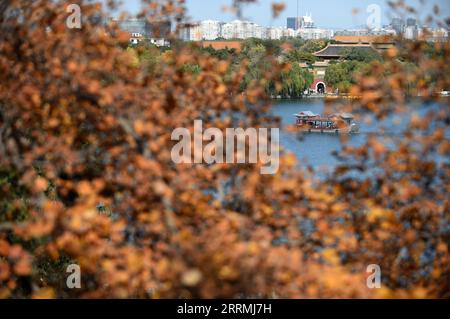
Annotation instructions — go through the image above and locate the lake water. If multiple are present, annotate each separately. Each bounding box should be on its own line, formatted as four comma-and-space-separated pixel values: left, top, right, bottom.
271, 98, 449, 172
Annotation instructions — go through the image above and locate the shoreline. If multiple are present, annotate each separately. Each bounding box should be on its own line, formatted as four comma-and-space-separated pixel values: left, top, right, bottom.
270, 93, 450, 101
270, 94, 361, 100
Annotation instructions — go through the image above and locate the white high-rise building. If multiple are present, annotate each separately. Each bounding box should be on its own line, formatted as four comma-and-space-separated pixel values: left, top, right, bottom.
220, 20, 261, 40
253, 25, 267, 39
267, 27, 283, 40
297, 28, 334, 39
245, 20, 258, 39
179, 15, 336, 41
264, 27, 295, 40
283, 28, 296, 38
429, 27, 449, 42
221, 22, 234, 39
179, 23, 202, 41
301, 14, 315, 28
200, 20, 222, 40
404, 25, 418, 40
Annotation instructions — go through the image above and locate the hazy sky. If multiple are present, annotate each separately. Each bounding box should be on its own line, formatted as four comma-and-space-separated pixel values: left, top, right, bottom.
116, 0, 449, 29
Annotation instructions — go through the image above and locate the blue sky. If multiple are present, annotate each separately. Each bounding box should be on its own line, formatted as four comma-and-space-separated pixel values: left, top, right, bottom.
115, 0, 449, 29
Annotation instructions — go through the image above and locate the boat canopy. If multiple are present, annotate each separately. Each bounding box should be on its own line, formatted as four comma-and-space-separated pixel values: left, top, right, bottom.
339, 113, 354, 119
295, 111, 318, 117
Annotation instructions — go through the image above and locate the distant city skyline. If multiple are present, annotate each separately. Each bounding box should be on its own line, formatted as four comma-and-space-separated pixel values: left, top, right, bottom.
111, 0, 449, 29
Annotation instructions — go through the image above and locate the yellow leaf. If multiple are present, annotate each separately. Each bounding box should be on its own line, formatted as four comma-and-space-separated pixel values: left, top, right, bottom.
322, 248, 340, 265
181, 269, 202, 287
215, 84, 227, 95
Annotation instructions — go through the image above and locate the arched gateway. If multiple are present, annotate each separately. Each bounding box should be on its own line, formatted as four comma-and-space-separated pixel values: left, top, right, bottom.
310, 79, 327, 94
316, 82, 326, 94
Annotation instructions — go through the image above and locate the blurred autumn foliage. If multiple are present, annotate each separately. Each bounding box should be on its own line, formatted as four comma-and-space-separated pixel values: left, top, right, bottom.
0, 0, 449, 298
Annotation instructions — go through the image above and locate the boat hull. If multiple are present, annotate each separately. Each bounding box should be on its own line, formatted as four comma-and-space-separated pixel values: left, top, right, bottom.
297, 123, 359, 134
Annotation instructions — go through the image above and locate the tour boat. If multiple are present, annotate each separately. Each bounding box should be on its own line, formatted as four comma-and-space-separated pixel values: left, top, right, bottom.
294, 111, 359, 134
